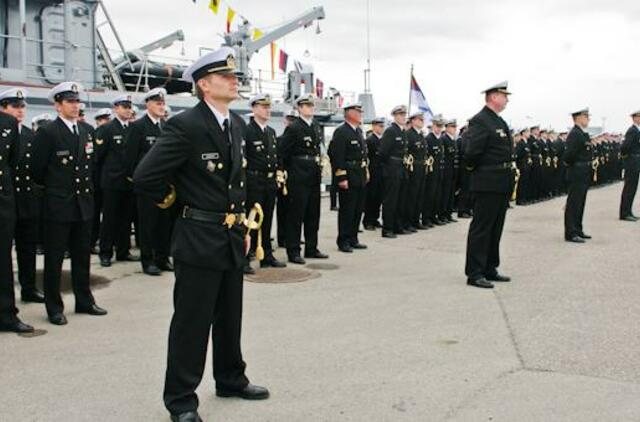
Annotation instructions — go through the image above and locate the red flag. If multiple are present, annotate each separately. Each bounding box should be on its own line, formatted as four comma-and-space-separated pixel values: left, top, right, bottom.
278, 50, 289, 73
316, 79, 324, 98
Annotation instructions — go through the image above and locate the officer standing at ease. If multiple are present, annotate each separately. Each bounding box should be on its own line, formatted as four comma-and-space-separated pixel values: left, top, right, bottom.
463, 81, 514, 289
133, 47, 269, 422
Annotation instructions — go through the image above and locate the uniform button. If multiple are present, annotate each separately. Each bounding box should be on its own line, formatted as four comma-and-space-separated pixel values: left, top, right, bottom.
15, 176, 19, 181
27, 143, 31, 147
69, 156, 74, 161
228, 184, 232, 189
0, 170, 2, 175
240, 181, 244, 187
26, 187, 31, 192
230, 204, 235, 210
25, 164, 29, 169
76, 178, 80, 182
85, 165, 89, 169
25, 153, 30, 158
76, 190, 80, 194
16, 187, 20, 192
242, 201, 245, 206
25, 176, 30, 180
85, 177, 89, 181
75, 166, 79, 171
85, 188, 89, 193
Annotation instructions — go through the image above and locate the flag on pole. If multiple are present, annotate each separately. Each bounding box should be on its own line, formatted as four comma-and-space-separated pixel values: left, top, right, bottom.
278, 50, 289, 73
253, 28, 264, 40
226, 7, 236, 32
270, 43, 277, 80
208, 0, 219, 14
409, 74, 433, 121
315, 79, 324, 98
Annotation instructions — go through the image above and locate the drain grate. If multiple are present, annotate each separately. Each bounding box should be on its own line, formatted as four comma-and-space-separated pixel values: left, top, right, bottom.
245, 267, 320, 284
305, 263, 340, 271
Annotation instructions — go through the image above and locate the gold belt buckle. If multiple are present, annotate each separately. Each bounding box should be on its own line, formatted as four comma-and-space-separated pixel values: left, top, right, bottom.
267, 172, 274, 178
224, 213, 236, 229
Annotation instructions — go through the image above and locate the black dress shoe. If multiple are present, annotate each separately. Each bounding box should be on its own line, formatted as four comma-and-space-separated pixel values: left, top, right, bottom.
243, 264, 256, 275
578, 233, 592, 239
486, 273, 511, 282
216, 383, 270, 400
405, 226, 418, 233
467, 277, 494, 289
49, 313, 68, 325
432, 219, 445, 226
170, 411, 202, 422
116, 253, 140, 262
447, 216, 458, 223
0, 317, 34, 333
157, 260, 174, 271
338, 244, 353, 253
21, 288, 45, 303
260, 257, 286, 268
75, 304, 108, 316
364, 225, 376, 231
305, 250, 329, 259
394, 229, 408, 235
99, 257, 111, 267
330, 206, 338, 211
288, 255, 306, 265
423, 221, 435, 228
620, 215, 637, 222
458, 213, 472, 219
566, 236, 585, 243
416, 223, 429, 230
351, 242, 368, 250
382, 231, 397, 239
90, 246, 99, 255
143, 264, 162, 276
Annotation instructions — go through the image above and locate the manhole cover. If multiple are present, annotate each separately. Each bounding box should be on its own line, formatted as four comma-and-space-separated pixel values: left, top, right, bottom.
305, 263, 340, 271
18, 329, 48, 338
245, 268, 320, 284
31, 270, 112, 292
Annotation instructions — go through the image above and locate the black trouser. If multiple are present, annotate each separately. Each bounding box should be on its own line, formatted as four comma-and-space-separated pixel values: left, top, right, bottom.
381, 164, 401, 232
565, 178, 589, 239
337, 185, 365, 247
15, 218, 40, 294
516, 165, 530, 204
246, 178, 277, 258
137, 196, 172, 269
286, 182, 320, 257
457, 169, 472, 216
530, 161, 542, 200
164, 261, 248, 415
0, 219, 17, 324
440, 170, 455, 218
408, 166, 426, 226
100, 189, 133, 260
329, 174, 338, 209
43, 219, 94, 316
620, 165, 639, 218
91, 187, 103, 247
276, 189, 288, 247
465, 192, 509, 281
363, 167, 383, 227
423, 169, 443, 223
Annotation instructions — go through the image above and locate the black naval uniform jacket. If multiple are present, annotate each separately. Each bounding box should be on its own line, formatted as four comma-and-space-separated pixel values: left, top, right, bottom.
425, 132, 445, 174
13, 125, 42, 220
464, 106, 514, 194
278, 117, 323, 187
245, 119, 280, 191
407, 127, 427, 175
95, 118, 133, 191
133, 101, 247, 271
329, 122, 368, 188
621, 125, 640, 173
378, 122, 408, 178
442, 133, 457, 179
563, 125, 593, 183
31, 118, 95, 222
129, 114, 162, 171
0, 112, 18, 226
514, 139, 531, 169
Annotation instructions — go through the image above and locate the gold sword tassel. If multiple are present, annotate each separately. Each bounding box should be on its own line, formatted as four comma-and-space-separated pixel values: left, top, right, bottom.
244, 203, 265, 261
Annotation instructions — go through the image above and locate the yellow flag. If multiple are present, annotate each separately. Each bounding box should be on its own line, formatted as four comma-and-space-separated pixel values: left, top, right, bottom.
226, 7, 236, 32
208, 0, 219, 14
253, 29, 264, 41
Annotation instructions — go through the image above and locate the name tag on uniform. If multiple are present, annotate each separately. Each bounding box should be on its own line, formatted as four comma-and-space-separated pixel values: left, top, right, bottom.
253, 141, 263, 146
496, 129, 507, 138
395, 137, 401, 141
146, 136, 156, 141
114, 135, 122, 140
202, 152, 220, 160
303, 136, 312, 142
56, 150, 70, 156
351, 140, 359, 145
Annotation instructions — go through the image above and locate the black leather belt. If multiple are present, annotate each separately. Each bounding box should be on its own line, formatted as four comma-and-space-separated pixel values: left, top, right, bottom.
293, 154, 320, 162
247, 169, 275, 178
475, 162, 514, 171
181, 206, 245, 226
388, 156, 404, 161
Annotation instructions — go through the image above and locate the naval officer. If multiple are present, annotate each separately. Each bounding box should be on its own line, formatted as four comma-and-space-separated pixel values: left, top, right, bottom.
31, 82, 107, 325
0, 88, 45, 303
563, 108, 593, 243
619, 110, 640, 221
463, 81, 514, 289
133, 47, 269, 422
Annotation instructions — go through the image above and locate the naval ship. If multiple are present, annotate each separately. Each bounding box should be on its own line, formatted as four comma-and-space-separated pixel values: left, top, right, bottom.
0, 0, 377, 133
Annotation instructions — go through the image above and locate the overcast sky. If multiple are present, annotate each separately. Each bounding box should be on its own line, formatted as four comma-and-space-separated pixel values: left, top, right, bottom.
102, 0, 640, 132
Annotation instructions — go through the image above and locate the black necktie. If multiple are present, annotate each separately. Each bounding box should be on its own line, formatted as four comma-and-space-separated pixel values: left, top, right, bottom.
223, 119, 231, 145
72, 124, 78, 136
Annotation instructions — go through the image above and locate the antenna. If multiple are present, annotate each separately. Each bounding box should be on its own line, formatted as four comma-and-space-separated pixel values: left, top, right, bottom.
364, 0, 371, 93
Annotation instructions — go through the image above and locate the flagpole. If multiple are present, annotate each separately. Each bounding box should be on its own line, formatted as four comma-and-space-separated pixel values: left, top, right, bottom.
408, 63, 414, 113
